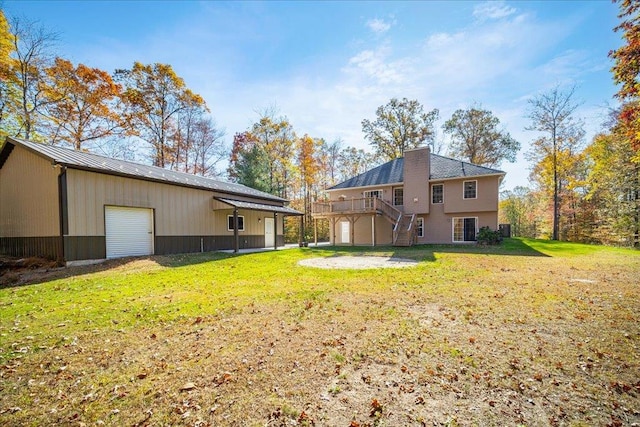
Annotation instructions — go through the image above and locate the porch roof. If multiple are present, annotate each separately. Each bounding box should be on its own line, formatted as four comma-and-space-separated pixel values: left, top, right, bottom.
215, 198, 303, 216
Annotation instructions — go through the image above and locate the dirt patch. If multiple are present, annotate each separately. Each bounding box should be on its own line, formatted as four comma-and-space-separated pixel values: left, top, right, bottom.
298, 256, 419, 269
0, 256, 62, 287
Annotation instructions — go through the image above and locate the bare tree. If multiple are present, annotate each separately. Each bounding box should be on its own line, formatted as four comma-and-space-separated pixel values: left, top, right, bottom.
6, 14, 59, 140
526, 86, 583, 241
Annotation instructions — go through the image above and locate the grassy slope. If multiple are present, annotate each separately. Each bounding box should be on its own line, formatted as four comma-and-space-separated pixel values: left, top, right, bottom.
0, 239, 639, 426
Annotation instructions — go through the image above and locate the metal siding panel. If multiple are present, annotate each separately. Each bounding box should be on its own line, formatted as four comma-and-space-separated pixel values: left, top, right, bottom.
0, 146, 60, 237
105, 206, 154, 258
0, 236, 60, 259
64, 236, 106, 261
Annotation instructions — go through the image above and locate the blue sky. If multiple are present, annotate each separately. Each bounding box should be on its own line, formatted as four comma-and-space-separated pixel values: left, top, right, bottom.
2, 1, 623, 190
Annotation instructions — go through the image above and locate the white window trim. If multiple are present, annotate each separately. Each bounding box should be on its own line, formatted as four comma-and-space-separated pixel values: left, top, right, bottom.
431, 183, 444, 204
227, 215, 245, 232
416, 217, 424, 238
363, 189, 383, 209
463, 180, 477, 200
393, 187, 404, 206
452, 217, 478, 242
363, 189, 383, 198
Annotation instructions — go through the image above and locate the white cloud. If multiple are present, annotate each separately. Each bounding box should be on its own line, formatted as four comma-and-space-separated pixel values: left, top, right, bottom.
473, 1, 516, 21
342, 44, 411, 86
366, 18, 392, 35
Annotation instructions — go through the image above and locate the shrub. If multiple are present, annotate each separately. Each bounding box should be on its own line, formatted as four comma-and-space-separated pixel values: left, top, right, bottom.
476, 226, 503, 245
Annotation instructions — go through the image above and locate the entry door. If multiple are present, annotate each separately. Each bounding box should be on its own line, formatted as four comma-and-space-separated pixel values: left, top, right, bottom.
464, 218, 477, 241
264, 217, 275, 247
105, 206, 154, 258
341, 221, 350, 244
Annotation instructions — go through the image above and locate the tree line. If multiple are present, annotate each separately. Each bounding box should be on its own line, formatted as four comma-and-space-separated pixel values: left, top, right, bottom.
1, 5, 638, 247
501, 1, 640, 248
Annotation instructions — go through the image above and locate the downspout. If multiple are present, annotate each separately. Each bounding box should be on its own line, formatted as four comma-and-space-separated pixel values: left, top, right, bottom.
56, 164, 67, 266
233, 208, 239, 253
274, 212, 278, 250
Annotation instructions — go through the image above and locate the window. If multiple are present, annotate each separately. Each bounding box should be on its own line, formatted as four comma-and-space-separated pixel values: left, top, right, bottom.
393, 188, 404, 206
463, 180, 477, 199
363, 189, 382, 209
416, 217, 424, 238
453, 217, 477, 242
432, 184, 443, 204
227, 215, 245, 231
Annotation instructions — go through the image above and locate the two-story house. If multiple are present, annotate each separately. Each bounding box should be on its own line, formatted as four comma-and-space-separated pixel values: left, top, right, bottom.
311, 146, 505, 246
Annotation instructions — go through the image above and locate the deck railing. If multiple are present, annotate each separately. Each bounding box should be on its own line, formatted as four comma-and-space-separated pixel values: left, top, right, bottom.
312, 197, 402, 222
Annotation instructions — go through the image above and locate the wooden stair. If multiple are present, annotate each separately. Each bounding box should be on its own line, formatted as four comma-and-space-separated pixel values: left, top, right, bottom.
393, 214, 417, 247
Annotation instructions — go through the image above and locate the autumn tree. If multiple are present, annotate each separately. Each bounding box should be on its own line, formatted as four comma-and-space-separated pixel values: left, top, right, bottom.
316, 138, 343, 189
338, 146, 378, 181
115, 62, 206, 168
443, 106, 520, 167
0, 11, 14, 135
3, 14, 58, 139
499, 187, 544, 238
247, 112, 296, 198
39, 58, 123, 150
295, 134, 323, 241
362, 97, 439, 161
610, 0, 640, 157
585, 114, 640, 246
526, 86, 583, 241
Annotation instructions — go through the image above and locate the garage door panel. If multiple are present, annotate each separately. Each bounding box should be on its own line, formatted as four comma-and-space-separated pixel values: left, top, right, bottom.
105, 206, 154, 258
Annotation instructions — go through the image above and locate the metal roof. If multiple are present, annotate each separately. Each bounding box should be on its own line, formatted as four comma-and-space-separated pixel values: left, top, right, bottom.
2, 137, 286, 203
215, 198, 303, 215
329, 153, 504, 190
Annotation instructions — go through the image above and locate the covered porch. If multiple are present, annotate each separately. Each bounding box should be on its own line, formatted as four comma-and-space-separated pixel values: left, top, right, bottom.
311, 197, 418, 247
214, 197, 303, 253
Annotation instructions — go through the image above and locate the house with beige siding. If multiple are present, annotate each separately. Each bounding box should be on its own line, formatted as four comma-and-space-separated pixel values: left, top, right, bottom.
0, 137, 301, 264
311, 146, 504, 246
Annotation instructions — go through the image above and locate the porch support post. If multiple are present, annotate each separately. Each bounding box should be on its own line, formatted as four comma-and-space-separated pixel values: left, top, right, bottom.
350, 216, 355, 247
371, 214, 376, 247
314, 218, 318, 246
299, 213, 304, 246
274, 212, 278, 250
233, 208, 239, 253
332, 217, 336, 245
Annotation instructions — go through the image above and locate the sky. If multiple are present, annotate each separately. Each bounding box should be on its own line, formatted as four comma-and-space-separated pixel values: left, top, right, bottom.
2, 0, 624, 191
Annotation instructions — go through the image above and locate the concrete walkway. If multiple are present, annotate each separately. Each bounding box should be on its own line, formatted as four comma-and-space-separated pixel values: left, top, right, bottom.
218, 241, 330, 254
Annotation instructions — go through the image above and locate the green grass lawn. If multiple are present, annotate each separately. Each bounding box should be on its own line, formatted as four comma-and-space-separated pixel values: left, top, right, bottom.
1, 238, 639, 426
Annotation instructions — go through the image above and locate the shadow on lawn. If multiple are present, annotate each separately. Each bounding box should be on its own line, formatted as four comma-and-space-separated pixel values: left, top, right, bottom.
0, 239, 549, 289
1, 251, 237, 289
305, 237, 550, 261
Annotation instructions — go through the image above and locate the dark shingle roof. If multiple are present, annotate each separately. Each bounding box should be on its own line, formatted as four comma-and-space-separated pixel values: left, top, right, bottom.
329, 153, 504, 190
2, 137, 286, 202
330, 158, 404, 190
430, 153, 504, 180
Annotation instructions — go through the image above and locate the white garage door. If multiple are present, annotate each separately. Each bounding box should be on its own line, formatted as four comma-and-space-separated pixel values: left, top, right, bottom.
105, 206, 154, 259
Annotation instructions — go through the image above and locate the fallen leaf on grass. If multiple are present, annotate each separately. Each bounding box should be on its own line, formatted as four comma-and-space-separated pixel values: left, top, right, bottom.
180, 382, 196, 391
370, 398, 383, 417
298, 411, 313, 425
213, 372, 232, 386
